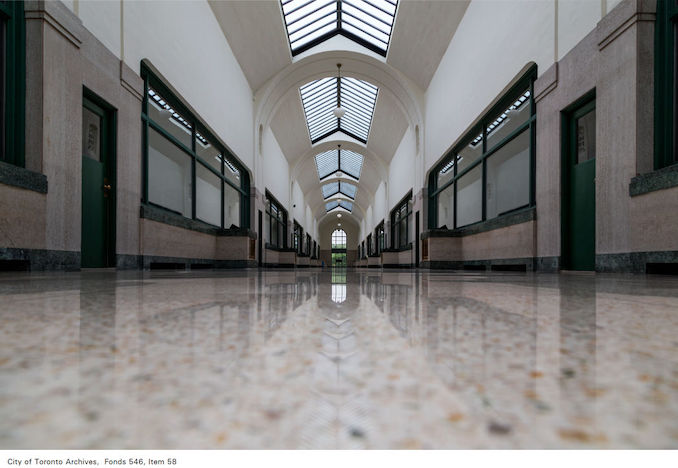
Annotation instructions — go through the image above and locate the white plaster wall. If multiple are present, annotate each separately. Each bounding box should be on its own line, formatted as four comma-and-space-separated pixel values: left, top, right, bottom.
78, 0, 121, 58
372, 181, 387, 230
425, 0, 554, 170
123, 0, 254, 168
388, 128, 415, 210
262, 128, 290, 208
557, 0, 602, 61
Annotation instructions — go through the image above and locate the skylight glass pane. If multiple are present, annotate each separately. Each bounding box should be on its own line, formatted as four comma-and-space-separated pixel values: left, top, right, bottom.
338, 200, 353, 212
322, 181, 340, 198
325, 200, 339, 212
339, 78, 377, 142
339, 181, 357, 199
315, 149, 339, 179
281, 0, 398, 56
300, 78, 339, 141
339, 149, 363, 179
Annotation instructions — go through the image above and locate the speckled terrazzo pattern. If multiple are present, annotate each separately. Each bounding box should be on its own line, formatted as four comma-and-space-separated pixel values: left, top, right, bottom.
1, 269, 677, 449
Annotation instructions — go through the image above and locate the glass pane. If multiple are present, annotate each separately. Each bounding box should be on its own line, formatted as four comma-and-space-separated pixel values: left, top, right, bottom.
576, 109, 596, 163
456, 164, 482, 227
82, 107, 101, 161
456, 134, 483, 175
196, 163, 221, 227
271, 218, 278, 246
486, 129, 530, 219
437, 156, 455, 189
399, 218, 407, 246
0, 19, 5, 161
195, 132, 222, 173
437, 182, 454, 229
147, 88, 193, 148
148, 128, 192, 217
223, 155, 241, 189
224, 182, 240, 228
486, 89, 531, 151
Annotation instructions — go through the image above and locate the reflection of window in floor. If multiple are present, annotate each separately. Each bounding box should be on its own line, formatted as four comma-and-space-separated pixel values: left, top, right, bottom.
331, 267, 347, 303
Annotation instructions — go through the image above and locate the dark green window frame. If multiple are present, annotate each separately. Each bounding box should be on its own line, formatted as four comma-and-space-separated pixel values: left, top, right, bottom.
305, 233, 311, 256
366, 233, 373, 256
428, 65, 537, 230
293, 220, 303, 254
375, 221, 384, 255
140, 63, 250, 229
655, 0, 678, 169
0, 1, 25, 167
391, 191, 412, 249
266, 191, 287, 249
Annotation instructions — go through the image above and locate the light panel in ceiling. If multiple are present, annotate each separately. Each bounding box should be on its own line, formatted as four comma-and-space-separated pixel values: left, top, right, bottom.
314, 148, 364, 180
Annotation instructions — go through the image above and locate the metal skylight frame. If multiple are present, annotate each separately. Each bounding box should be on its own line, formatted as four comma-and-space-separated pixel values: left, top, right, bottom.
300, 76, 378, 144
314, 148, 364, 180
280, 0, 399, 57
321, 180, 357, 199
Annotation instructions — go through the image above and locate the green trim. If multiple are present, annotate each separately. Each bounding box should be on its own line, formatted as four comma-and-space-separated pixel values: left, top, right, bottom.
427, 64, 538, 229
654, 0, 678, 169
1, 1, 26, 167
140, 62, 251, 230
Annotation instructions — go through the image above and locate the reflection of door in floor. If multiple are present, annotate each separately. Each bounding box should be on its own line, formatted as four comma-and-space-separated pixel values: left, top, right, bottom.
563, 97, 596, 271
81, 93, 115, 268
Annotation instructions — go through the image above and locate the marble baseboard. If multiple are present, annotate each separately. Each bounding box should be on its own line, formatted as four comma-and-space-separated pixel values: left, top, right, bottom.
382, 264, 414, 269
116, 254, 256, 270
596, 251, 678, 273
0, 247, 79, 271
262, 263, 296, 268
421, 256, 540, 272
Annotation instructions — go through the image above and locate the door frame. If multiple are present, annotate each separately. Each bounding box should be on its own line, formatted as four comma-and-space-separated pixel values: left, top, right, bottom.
560, 89, 596, 271
82, 87, 117, 268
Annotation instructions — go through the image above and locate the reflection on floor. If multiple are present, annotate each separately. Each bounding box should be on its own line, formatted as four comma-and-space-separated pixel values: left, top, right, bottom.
1, 268, 677, 448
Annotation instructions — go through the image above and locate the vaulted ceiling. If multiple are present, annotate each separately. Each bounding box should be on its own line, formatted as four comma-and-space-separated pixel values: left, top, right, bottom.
208, 0, 470, 225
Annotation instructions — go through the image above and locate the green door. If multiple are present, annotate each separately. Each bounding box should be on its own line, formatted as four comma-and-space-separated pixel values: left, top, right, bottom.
81, 95, 114, 267
563, 99, 596, 271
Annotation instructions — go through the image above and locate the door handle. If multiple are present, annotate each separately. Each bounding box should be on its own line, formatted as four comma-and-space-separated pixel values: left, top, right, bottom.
103, 178, 112, 198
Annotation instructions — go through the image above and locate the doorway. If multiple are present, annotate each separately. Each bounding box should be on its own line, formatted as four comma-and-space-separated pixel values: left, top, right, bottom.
81, 91, 116, 268
562, 95, 596, 271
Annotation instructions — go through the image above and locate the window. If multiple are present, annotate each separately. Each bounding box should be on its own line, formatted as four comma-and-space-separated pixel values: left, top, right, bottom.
331, 229, 347, 249
321, 180, 357, 199
366, 233, 373, 256
0, 1, 25, 167
655, 0, 678, 169
428, 65, 537, 229
375, 221, 384, 255
293, 220, 303, 254
265, 192, 287, 249
305, 233, 312, 256
315, 148, 364, 180
300, 77, 378, 143
280, 0, 398, 57
391, 193, 412, 249
326, 199, 353, 213
141, 64, 250, 228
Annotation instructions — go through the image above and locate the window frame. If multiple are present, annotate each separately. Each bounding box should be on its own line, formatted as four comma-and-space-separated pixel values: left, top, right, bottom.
293, 220, 303, 254
331, 228, 347, 250
141, 63, 250, 229
0, 0, 25, 167
375, 221, 384, 255
390, 191, 412, 249
265, 191, 288, 249
427, 65, 537, 230
655, 0, 678, 169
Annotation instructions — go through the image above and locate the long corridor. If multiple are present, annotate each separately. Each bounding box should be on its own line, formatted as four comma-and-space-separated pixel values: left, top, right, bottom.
1, 269, 677, 449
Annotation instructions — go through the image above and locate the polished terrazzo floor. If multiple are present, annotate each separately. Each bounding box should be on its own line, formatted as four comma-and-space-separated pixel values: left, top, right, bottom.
1, 268, 677, 449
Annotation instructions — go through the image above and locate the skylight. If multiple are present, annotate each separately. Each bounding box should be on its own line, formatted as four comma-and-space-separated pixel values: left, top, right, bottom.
280, 0, 398, 57
300, 76, 378, 143
325, 200, 353, 212
321, 180, 357, 199
314, 148, 364, 180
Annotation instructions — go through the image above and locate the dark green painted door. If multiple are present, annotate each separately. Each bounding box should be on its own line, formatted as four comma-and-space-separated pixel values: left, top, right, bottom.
81, 97, 113, 267
564, 100, 596, 271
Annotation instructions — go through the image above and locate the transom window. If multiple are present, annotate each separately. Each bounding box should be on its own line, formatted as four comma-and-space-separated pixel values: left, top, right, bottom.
281, 0, 398, 57
300, 76, 378, 143
0, 1, 25, 167
314, 148, 364, 180
331, 229, 347, 249
321, 180, 357, 199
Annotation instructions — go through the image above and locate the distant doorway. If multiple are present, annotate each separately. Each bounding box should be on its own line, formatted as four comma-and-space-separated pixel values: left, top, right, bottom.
331, 229, 347, 266
81, 91, 116, 268
562, 95, 596, 271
